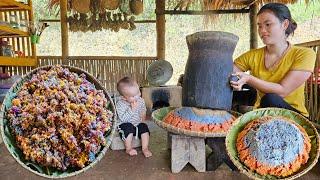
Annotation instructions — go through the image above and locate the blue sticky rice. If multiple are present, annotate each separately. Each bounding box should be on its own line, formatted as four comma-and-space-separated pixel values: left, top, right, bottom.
173, 107, 232, 124
244, 119, 304, 166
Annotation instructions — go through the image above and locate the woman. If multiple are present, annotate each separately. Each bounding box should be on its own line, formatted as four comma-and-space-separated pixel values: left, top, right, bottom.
230, 3, 316, 117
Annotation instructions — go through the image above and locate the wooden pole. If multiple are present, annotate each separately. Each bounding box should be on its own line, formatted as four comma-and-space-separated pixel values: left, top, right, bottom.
156, 0, 165, 60
249, 3, 258, 49
28, 0, 36, 58
60, 0, 68, 65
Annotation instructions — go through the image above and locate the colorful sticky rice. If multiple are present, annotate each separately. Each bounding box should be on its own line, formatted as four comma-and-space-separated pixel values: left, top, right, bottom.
236, 116, 311, 177
6, 66, 113, 170
163, 107, 236, 132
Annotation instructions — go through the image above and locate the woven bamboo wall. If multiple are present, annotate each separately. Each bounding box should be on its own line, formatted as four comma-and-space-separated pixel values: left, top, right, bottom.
4, 56, 157, 93
297, 40, 320, 125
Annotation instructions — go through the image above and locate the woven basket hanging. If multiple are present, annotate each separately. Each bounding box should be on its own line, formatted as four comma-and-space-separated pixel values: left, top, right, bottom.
130, 0, 143, 15
72, 0, 91, 13
102, 0, 121, 10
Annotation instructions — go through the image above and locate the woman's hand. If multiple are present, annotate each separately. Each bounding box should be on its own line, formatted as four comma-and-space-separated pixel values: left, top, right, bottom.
230, 72, 251, 91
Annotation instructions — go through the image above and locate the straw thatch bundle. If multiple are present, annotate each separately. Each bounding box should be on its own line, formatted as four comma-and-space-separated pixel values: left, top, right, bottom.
168, 0, 310, 10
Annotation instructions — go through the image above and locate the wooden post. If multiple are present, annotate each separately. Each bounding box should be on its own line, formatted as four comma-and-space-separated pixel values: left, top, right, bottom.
60, 0, 69, 65
156, 0, 165, 60
249, 3, 258, 49
28, 0, 36, 58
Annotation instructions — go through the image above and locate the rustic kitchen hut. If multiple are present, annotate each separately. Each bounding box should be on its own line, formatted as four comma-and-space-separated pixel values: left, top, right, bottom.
0, 0, 319, 124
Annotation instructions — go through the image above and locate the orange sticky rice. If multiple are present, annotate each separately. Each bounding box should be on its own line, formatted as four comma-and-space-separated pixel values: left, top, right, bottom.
163, 107, 236, 133
236, 116, 311, 177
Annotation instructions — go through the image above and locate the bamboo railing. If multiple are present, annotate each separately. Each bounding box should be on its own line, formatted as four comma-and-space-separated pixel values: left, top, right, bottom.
297, 40, 320, 125
4, 56, 157, 93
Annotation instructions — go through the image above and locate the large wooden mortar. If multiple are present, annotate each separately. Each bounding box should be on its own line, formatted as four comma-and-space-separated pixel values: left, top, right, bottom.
182, 31, 239, 110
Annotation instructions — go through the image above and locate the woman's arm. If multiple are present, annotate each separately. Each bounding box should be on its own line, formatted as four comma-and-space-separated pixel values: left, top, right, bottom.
233, 64, 243, 73
230, 70, 312, 97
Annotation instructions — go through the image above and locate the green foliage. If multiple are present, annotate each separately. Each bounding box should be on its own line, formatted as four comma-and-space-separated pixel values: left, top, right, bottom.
32, 0, 60, 21
288, 0, 320, 23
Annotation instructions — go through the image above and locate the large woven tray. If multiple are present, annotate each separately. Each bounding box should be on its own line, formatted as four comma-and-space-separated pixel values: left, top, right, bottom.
152, 107, 241, 138
0, 65, 117, 178
226, 108, 320, 180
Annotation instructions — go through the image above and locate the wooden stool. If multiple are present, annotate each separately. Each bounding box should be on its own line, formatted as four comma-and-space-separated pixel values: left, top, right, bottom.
110, 131, 141, 150
171, 134, 206, 173
206, 137, 237, 171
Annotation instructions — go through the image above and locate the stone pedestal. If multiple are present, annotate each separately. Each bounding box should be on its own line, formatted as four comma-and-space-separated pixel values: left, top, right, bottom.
171, 134, 205, 173
141, 85, 182, 115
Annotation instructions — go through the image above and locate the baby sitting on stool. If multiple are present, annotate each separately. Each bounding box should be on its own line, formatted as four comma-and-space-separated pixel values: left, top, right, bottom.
116, 77, 152, 157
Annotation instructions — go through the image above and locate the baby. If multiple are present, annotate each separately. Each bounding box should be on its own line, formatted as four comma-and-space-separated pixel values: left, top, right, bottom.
116, 77, 152, 157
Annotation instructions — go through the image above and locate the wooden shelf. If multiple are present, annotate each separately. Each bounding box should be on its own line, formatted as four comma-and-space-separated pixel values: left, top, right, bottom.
0, 0, 31, 10
0, 56, 37, 66
0, 25, 28, 37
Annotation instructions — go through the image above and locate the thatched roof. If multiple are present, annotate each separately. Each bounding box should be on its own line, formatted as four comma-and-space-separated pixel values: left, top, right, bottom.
168, 0, 311, 10
48, 0, 312, 13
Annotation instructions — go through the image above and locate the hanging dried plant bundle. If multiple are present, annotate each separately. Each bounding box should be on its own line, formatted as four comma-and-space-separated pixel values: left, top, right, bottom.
63, 0, 141, 32
78, 13, 89, 32
90, 0, 101, 14
89, 14, 100, 32
105, 12, 113, 30
122, 13, 130, 30
128, 16, 136, 31
112, 14, 121, 32
99, 12, 107, 30
68, 13, 79, 32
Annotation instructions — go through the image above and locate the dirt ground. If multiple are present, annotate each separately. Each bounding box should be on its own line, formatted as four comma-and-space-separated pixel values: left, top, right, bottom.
0, 121, 320, 180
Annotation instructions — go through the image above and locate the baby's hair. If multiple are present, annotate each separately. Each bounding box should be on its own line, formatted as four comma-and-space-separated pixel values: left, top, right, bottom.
117, 76, 137, 96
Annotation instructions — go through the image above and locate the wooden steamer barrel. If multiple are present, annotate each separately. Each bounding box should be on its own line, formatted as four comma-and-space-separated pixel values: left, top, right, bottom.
182, 31, 239, 110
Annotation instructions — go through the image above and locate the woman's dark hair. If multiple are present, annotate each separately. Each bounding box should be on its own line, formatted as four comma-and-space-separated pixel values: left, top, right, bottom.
257, 3, 297, 37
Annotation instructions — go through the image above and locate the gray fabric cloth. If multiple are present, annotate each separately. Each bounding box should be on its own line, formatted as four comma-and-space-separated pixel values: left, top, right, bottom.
116, 97, 146, 126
